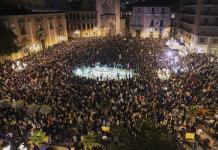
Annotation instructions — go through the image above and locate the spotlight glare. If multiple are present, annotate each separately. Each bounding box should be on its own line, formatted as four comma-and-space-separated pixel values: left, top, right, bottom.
72, 64, 135, 81
166, 51, 173, 57
19, 143, 27, 150
3, 144, 11, 150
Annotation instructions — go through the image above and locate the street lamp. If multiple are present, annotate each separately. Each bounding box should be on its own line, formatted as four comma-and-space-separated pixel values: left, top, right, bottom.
171, 14, 175, 19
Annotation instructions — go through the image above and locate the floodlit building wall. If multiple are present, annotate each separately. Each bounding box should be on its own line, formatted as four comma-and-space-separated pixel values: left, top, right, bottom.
0, 13, 68, 53
131, 6, 172, 38
96, 0, 121, 36
179, 0, 218, 55
67, 11, 100, 38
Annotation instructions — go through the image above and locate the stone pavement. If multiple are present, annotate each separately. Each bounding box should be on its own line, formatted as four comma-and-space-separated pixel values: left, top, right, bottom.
184, 130, 218, 150
184, 144, 218, 150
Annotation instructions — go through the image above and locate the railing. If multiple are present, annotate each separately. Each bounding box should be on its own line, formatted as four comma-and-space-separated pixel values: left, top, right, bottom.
203, 0, 218, 5
197, 30, 218, 36
180, 18, 195, 24
200, 23, 218, 26
131, 24, 144, 27
181, 10, 196, 15
182, 0, 197, 6
179, 24, 193, 33
201, 12, 218, 16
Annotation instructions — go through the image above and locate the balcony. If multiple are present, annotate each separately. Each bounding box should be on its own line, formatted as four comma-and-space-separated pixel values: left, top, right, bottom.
131, 24, 144, 28
203, 0, 218, 5
181, 10, 196, 16
201, 12, 218, 16
179, 24, 193, 33
181, 7, 196, 12
182, 14, 196, 18
200, 23, 218, 26
180, 18, 195, 24
182, 0, 197, 6
197, 30, 218, 36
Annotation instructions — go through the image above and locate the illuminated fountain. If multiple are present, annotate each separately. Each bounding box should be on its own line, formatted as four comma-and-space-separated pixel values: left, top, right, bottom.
72, 64, 136, 81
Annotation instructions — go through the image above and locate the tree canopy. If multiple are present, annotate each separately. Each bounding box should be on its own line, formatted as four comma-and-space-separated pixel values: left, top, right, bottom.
107, 119, 181, 150
0, 20, 20, 55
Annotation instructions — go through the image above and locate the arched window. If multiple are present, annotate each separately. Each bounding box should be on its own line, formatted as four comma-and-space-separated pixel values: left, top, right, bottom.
82, 23, 86, 29
77, 14, 80, 20
82, 14, 85, 20
87, 23, 90, 29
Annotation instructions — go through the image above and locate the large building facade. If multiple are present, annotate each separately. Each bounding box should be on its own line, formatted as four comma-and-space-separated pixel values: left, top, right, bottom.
96, 0, 121, 36
67, 0, 121, 38
179, 0, 218, 55
130, 3, 172, 38
120, 3, 133, 34
0, 13, 68, 52
67, 11, 99, 37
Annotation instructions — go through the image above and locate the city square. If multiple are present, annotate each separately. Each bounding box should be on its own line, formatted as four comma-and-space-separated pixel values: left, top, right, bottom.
0, 0, 217, 150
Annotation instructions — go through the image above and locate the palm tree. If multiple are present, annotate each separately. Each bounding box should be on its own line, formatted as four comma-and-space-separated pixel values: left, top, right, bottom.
108, 119, 181, 150
107, 126, 134, 150
39, 105, 51, 115
81, 132, 101, 150
0, 99, 11, 109
0, 20, 20, 55
187, 105, 198, 125
29, 129, 48, 145
27, 103, 40, 114
12, 100, 24, 110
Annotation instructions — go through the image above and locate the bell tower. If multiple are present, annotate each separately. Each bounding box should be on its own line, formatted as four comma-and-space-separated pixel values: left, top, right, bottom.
96, 0, 120, 36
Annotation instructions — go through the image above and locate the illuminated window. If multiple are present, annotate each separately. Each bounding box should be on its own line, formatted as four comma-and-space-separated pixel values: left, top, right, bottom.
213, 38, 218, 44
152, 8, 155, 14
87, 13, 90, 19
204, 18, 208, 25
171, 14, 175, 19
18, 19, 26, 35
78, 24, 81, 30
87, 23, 90, 29
150, 20, 154, 27
82, 23, 86, 29
160, 20, 164, 27
38, 22, 43, 31
215, 18, 218, 25
73, 14, 76, 19
49, 20, 53, 29
199, 37, 205, 43
77, 14, 80, 20
137, 8, 141, 12
161, 8, 164, 13
82, 14, 85, 20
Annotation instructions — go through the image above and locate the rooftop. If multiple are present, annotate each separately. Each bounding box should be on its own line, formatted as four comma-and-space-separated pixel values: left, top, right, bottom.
134, 0, 174, 7
0, 9, 64, 16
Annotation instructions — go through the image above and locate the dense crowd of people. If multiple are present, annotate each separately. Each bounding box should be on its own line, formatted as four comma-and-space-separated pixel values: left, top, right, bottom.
0, 36, 217, 149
